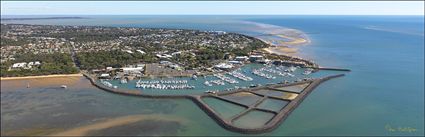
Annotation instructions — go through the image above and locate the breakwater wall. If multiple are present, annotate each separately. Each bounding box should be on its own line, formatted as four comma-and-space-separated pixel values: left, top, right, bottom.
318, 67, 351, 71
83, 72, 345, 134
303, 66, 351, 72
256, 74, 345, 133
195, 74, 345, 134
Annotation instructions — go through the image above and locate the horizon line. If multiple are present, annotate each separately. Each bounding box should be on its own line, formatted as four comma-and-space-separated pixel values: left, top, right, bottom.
2, 14, 424, 16
2, 1, 423, 16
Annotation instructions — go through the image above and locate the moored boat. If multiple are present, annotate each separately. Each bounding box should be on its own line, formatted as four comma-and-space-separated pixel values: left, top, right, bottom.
61, 85, 67, 88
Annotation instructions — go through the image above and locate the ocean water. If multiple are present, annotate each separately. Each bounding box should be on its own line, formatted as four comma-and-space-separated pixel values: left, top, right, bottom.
248, 16, 424, 136
1, 15, 424, 136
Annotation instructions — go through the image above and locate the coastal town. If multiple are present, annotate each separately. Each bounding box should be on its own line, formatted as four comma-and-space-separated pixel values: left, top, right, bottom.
0, 23, 345, 135
1, 24, 317, 80
1, 24, 263, 61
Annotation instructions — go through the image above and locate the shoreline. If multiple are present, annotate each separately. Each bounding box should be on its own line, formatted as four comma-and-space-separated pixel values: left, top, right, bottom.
0, 73, 83, 81
256, 33, 320, 69
256, 34, 310, 55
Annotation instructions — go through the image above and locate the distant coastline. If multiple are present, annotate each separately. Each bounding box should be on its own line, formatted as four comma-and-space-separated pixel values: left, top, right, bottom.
0, 73, 83, 81
1, 17, 87, 21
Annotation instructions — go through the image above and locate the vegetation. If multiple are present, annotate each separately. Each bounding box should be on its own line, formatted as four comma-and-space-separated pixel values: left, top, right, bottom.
1, 24, 271, 76
76, 50, 157, 70
0, 38, 31, 46
0, 53, 79, 77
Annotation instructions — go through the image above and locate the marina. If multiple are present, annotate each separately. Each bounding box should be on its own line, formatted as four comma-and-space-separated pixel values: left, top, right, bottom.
80, 51, 351, 134
214, 73, 239, 84
252, 67, 277, 79
83, 68, 346, 134
135, 79, 194, 90
135, 83, 195, 90
91, 63, 339, 96
228, 69, 254, 81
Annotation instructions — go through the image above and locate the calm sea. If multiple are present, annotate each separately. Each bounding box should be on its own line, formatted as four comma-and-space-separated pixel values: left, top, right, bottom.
1, 15, 424, 136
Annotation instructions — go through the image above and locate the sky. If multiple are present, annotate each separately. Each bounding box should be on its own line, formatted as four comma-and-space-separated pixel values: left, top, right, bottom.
1, 1, 424, 15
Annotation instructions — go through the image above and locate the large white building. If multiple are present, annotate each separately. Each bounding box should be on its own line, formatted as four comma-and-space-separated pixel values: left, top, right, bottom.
156, 54, 172, 59
235, 56, 249, 61
120, 64, 145, 74
214, 63, 233, 70
10, 61, 41, 70
136, 50, 146, 54
249, 55, 264, 62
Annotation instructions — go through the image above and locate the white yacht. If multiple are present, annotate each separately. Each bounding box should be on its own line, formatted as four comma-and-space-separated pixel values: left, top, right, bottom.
120, 79, 128, 84
61, 85, 67, 88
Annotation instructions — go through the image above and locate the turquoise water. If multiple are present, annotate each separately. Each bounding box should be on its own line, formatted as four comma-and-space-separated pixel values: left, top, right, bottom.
201, 97, 246, 120
248, 16, 424, 136
257, 98, 289, 112
221, 92, 262, 106
1, 15, 423, 136
275, 83, 310, 93
233, 110, 275, 129
257, 89, 298, 99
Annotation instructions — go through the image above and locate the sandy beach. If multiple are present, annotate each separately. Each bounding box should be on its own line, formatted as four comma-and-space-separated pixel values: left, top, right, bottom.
257, 33, 310, 55
1, 73, 83, 81
0, 74, 86, 91
262, 47, 298, 55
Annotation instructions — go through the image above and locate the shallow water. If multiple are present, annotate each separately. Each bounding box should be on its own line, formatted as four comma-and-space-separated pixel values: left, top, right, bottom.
201, 97, 246, 120
257, 89, 299, 99
276, 83, 310, 93
233, 110, 275, 129
86, 119, 182, 136
1, 77, 186, 136
257, 98, 289, 112
221, 92, 262, 106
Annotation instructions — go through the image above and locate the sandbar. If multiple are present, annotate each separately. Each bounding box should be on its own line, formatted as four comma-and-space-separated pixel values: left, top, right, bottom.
275, 34, 309, 46
50, 114, 186, 136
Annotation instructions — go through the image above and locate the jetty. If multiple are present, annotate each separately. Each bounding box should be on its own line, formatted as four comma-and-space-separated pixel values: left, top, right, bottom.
317, 67, 351, 72
303, 66, 352, 72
